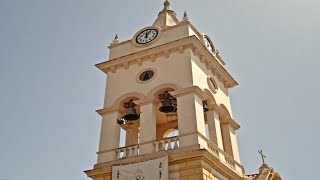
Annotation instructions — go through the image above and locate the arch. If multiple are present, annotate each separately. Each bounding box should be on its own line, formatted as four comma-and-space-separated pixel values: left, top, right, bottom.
163, 128, 179, 138
203, 88, 217, 105
111, 92, 146, 108
147, 83, 181, 98
219, 104, 232, 119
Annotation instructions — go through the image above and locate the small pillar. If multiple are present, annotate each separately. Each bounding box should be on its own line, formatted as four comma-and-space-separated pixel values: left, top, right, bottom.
124, 122, 139, 146
206, 110, 224, 150
221, 122, 241, 163
97, 110, 122, 163
171, 87, 207, 148
135, 99, 157, 155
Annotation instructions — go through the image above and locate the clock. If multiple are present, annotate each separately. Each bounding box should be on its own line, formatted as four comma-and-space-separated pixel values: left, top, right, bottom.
136, 29, 158, 44
133, 26, 161, 46
204, 35, 216, 54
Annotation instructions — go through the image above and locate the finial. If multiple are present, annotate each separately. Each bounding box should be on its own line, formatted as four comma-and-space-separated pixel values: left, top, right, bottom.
258, 149, 267, 164
112, 34, 119, 45
162, 0, 172, 11
183, 11, 189, 21
164, 0, 170, 7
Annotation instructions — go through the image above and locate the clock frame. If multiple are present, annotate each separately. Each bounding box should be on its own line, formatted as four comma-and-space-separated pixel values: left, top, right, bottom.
132, 26, 162, 47
203, 35, 216, 54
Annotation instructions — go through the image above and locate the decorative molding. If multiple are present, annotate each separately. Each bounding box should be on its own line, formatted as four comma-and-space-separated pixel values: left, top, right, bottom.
133, 97, 160, 106
207, 104, 240, 130
170, 86, 209, 101
97, 36, 238, 88
221, 117, 240, 130
96, 107, 125, 116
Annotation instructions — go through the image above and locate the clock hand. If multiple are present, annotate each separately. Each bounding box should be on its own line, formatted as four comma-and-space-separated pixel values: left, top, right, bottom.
146, 30, 151, 38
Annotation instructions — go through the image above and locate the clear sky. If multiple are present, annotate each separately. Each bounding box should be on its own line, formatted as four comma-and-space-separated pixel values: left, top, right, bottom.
1, 0, 319, 180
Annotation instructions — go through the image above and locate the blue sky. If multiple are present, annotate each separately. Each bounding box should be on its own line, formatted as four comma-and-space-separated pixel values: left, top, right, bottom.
1, 0, 319, 179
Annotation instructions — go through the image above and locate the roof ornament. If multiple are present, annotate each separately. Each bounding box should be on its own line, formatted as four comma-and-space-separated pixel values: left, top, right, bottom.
162, 0, 172, 11
258, 149, 267, 165
164, 0, 170, 7
183, 11, 189, 21
111, 34, 119, 45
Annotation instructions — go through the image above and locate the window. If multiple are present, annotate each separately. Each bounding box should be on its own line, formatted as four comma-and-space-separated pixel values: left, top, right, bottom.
208, 76, 218, 93
138, 70, 155, 82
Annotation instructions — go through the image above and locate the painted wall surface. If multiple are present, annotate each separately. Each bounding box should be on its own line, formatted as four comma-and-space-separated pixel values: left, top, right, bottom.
104, 51, 193, 108
190, 52, 233, 116
109, 24, 192, 60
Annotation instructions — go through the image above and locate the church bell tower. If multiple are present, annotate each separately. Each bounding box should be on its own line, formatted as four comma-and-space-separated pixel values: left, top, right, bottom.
85, 1, 281, 180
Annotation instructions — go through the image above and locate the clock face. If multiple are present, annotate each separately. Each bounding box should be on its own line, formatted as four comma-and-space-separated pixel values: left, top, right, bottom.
136, 29, 159, 44
204, 35, 215, 54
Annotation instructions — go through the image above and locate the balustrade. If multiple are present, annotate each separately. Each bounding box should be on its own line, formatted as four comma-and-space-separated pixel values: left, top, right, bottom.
205, 136, 243, 174
116, 145, 139, 159
153, 136, 179, 152
111, 135, 242, 175
114, 136, 179, 160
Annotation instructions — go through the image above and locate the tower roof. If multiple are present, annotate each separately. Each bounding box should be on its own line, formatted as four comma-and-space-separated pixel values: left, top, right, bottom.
153, 0, 180, 28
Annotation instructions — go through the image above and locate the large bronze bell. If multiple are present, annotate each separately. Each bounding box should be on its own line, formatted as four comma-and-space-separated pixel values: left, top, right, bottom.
159, 98, 175, 113
123, 107, 139, 121
159, 91, 176, 113
122, 99, 140, 121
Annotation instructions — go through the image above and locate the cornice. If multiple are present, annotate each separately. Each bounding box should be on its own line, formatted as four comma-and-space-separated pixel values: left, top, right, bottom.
170, 86, 208, 101
96, 107, 125, 116
208, 103, 240, 130
133, 97, 160, 106
221, 117, 240, 130
97, 36, 238, 88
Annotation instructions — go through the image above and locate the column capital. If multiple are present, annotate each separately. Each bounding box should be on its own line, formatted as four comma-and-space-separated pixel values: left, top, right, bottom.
221, 117, 240, 130
133, 97, 160, 106
96, 107, 125, 116
170, 86, 208, 100
207, 103, 225, 115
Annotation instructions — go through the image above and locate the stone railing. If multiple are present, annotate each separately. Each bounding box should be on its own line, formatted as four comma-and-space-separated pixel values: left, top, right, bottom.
116, 145, 139, 159
115, 136, 179, 159
205, 137, 244, 174
153, 136, 179, 152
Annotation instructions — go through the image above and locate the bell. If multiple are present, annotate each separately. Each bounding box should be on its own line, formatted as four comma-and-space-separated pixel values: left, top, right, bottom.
203, 101, 209, 112
159, 98, 176, 113
123, 107, 140, 121
159, 91, 176, 113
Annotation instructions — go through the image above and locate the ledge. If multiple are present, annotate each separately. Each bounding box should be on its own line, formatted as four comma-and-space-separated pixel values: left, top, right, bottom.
96, 35, 238, 88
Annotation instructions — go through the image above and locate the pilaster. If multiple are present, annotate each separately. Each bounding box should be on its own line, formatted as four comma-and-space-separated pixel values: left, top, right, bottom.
170, 86, 207, 148
122, 122, 139, 146
221, 122, 241, 165
134, 98, 158, 155
97, 110, 122, 163
206, 110, 224, 151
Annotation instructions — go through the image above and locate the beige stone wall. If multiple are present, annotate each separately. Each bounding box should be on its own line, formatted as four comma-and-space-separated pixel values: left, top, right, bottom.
190, 52, 233, 116
103, 51, 193, 108
168, 159, 230, 180
109, 23, 192, 60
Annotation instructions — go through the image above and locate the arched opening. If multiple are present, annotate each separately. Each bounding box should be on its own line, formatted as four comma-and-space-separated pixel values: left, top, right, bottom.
113, 95, 142, 148
163, 128, 179, 138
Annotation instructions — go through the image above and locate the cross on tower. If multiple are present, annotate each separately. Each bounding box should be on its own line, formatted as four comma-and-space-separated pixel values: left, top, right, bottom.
258, 149, 267, 164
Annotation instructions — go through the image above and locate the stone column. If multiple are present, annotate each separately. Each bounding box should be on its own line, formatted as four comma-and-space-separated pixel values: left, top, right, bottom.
171, 87, 207, 148
221, 121, 241, 163
97, 110, 122, 163
124, 122, 139, 146
135, 99, 157, 155
206, 110, 224, 151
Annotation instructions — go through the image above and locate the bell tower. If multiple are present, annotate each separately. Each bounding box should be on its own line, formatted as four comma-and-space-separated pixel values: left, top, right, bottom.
85, 1, 248, 179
